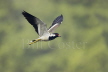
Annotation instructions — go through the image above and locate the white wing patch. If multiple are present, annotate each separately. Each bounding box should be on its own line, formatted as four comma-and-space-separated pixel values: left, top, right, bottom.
38, 24, 41, 36
48, 23, 60, 33
48, 15, 63, 33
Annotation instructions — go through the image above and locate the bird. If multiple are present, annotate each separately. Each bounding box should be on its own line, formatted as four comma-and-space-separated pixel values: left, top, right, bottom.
22, 11, 63, 45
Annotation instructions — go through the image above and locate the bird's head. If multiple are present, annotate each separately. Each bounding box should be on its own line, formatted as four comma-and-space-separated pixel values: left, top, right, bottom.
53, 33, 61, 37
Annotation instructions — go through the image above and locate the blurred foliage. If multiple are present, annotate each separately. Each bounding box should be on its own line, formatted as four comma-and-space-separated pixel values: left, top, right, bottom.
0, 0, 108, 72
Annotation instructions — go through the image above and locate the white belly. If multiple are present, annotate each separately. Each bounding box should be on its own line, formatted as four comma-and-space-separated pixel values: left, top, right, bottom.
39, 36, 49, 41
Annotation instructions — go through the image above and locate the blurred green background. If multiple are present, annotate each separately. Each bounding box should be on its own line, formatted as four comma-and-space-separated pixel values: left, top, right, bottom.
0, 0, 108, 72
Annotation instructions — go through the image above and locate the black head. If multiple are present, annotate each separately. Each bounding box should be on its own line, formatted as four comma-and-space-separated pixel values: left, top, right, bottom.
49, 33, 61, 40
53, 33, 61, 37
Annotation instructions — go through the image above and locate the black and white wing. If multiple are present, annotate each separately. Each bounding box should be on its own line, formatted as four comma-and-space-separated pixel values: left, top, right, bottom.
48, 15, 63, 33
22, 11, 49, 37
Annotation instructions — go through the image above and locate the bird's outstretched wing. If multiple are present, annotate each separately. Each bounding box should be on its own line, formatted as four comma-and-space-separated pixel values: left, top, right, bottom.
48, 15, 63, 33
22, 11, 49, 36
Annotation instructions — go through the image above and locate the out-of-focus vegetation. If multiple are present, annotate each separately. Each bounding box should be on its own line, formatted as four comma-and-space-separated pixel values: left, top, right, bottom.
0, 0, 108, 72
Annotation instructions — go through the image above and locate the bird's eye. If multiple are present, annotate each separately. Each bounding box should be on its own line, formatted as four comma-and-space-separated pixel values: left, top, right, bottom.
56, 34, 58, 35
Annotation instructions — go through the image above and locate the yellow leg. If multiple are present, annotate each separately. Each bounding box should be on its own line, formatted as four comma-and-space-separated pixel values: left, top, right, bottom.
29, 39, 41, 45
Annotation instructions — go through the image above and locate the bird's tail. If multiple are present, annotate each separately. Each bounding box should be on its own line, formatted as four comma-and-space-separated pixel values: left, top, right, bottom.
29, 39, 41, 45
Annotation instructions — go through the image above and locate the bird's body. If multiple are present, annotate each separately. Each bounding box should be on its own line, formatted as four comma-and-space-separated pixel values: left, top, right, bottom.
35, 33, 57, 41
22, 11, 63, 45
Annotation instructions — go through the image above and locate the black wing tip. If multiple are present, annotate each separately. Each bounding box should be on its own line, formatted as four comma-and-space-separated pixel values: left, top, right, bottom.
59, 14, 63, 21
51, 14, 63, 25
22, 10, 27, 15
22, 10, 35, 18
60, 14, 63, 18
59, 14, 63, 20
22, 10, 31, 16
61, 14, 63, 16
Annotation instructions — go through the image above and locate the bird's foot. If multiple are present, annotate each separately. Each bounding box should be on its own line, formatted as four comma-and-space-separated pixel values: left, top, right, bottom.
29, 39, 41, 45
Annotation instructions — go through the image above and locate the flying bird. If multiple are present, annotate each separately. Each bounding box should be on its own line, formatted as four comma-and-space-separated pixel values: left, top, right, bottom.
22, 11, 63, 45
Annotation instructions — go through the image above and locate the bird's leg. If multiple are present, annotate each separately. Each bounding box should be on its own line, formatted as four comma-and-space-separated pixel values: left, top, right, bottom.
29, 39, 41, 45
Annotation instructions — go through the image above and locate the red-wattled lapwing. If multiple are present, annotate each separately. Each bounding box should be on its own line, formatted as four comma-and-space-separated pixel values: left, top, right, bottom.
22, 11, 63, 45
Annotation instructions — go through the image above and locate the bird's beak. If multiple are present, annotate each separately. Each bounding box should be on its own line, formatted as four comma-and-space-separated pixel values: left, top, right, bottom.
58, 35, 61, 37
